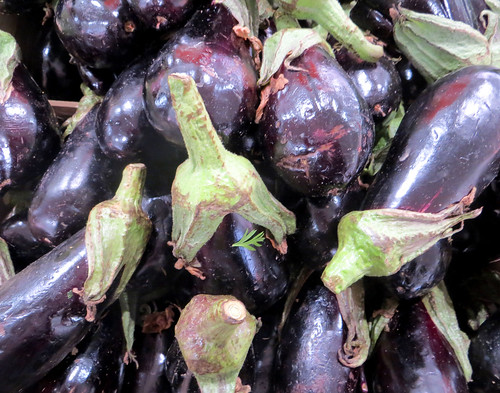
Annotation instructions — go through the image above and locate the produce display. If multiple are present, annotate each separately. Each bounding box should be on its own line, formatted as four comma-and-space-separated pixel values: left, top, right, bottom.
1, 0, 500, 392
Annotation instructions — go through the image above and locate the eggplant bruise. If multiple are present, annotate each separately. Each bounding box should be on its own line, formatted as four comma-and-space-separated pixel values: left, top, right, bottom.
144, 4, 258, 153
274, 276, 359, 393
0, 64, 60, 193
368, 300, 469, 393
363, 65, 500, 299
259, 45, 374, 197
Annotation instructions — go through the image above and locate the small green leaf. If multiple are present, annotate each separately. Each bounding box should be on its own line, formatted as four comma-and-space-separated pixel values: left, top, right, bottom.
232, 229, 266, 251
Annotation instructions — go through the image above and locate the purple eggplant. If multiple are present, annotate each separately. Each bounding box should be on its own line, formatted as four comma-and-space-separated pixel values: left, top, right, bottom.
122, 330, 173, 393
469, 310, 500, 392
0, 35, 60, 194
368, 300, 469, 393
361, 65, 500, 298
258, 45, 374, 197
24, 303, 126, 393
95, 54, 186, 195
28, 104, 122, 247
143, 4, 258, 152
54, 0, 143, 70
0, 230, 92, 392
0, 210, 52, 271
336, 49, 403, 121
274, 275, 360, 393
126, 0, 198, 33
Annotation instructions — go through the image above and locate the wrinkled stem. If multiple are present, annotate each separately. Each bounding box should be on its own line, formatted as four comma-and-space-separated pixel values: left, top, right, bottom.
0, 30, 20, 101
0, 238, 14, 286
168, 73, 226, 168
113, 163, 147, 212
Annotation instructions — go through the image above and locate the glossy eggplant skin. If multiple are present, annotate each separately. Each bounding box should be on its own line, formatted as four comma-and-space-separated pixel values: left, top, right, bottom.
96, 55, 186, 195
259, 45, 374, 197
189, 213, 289, 313
28, 105, 122, 247
368, 300, 469, 393
274, 276, 359, 393
0, 210, 52, 271
126, 0, 197, 32
363, 66, 500, 298
122, 331, 173, 393
0, 64, 60, 193
144, 4, 258, 152
0, 230, 92, 393
336, 50, 402, 121
54, 0, 142, 70
76, 63, 117, 96
469, 311, 500, 392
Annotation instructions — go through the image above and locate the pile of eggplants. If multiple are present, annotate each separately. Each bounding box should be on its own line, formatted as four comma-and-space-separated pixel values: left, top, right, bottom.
1, 0, 500, 392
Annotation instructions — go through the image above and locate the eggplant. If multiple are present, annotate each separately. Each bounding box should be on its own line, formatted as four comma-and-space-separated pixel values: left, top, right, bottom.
469, 310, 500, 392
190, 213, 289, 313
0, 56, 60, 194
144, 4, 258, 153
28, 104, 122, 247
24, 304, 126, 393
122, 330, 173, 393
0, 210, 52, 271
96, 55, 186, 195
273, 275, 360, 393
0, 230, 92, 392
362, 65, 500, 298
335, 49, 403, 121
258, 45, 374, 197
54, 0, 143, 70
76, 63, 117, 96
396, 57, 428, 106
126, 0, 198, 33
368, 300, 469, 393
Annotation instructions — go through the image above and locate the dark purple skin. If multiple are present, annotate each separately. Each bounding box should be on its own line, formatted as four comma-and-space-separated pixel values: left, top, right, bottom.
126, 0, 197, 32
0, 0, 45, 14
54, 0, 142, 70
362, 66, 500, 299
289, 182, 366, 270
28, 104, 122, 247
468, 310, 500, 392
0, 230, 93, 392
76, 63, 117, 96
144, 4, 258, 153
187, 213, 289, 313
0, 64, 60, 193
259, 45, 374, 197
396, 57, 428, 106
273, 276, 359, 393
96, 55, 187, 195
335, 49, 403, 121
0, 210, 52, 271
24, 304, 126, 393
33, 23, 83, 101
350, 0, 488, 45
368, 300, 469, 393
166, 338, 255, 393
122, 331, 173, 393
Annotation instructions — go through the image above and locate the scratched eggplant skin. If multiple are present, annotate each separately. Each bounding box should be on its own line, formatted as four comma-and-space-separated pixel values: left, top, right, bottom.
273, 276, 359, 393
258, 45, 374, 197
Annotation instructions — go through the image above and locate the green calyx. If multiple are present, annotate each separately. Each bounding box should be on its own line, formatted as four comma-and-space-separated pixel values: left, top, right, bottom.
81, 163, 152, 321
422, 282, 472, 381
176, 294, 258, 393
392, 7, 496, 82
321, 198, 481, 294
258, 28, 334, 87
168, 73, 296, 265
62, 84, 103, 139
276, 0, 384, 62
0, 29, 21, 103
0, 237, 14, 286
